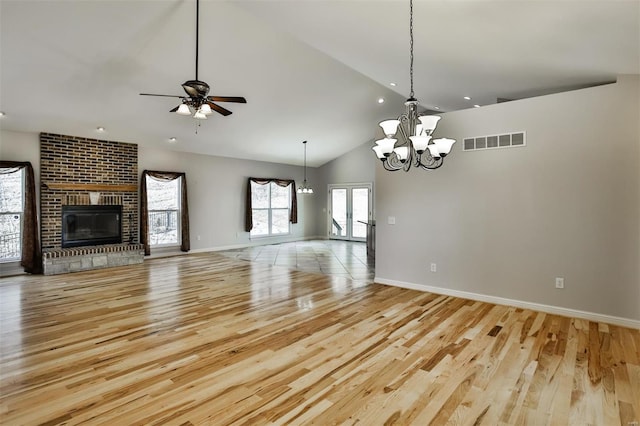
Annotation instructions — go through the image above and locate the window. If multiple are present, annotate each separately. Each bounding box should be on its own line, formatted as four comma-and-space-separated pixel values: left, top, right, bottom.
146, 175, 181, 246
0, 168, 24, 261
251, 181, 291, 237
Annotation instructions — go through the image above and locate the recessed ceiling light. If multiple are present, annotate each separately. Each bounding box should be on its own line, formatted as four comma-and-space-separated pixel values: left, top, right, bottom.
0, 111, 5, 117
463, 96, 471, 100
96, 127, 105, 132
168, 137, 177, 143
473, 104, 481, 108
389, 82, 397, 87
378, 98, 385, 104
433, 106, 440, 110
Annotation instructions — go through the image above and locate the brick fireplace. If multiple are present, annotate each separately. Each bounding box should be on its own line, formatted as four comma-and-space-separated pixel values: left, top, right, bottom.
40, 133, 142, 274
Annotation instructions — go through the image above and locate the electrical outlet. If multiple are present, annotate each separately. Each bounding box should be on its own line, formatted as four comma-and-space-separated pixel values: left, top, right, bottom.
197, 235, 201, 241
430, 263, 437, 272
555, 277, 564, 289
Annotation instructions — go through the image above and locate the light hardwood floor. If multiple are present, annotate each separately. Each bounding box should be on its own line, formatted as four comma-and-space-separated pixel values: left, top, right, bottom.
1, 252, 639, 425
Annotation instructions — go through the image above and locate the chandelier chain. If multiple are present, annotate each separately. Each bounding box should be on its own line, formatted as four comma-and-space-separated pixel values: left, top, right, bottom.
409, 0, 414, 99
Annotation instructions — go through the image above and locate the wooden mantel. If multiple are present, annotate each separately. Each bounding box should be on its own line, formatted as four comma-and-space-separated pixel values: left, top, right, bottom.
42, 182, 138, 192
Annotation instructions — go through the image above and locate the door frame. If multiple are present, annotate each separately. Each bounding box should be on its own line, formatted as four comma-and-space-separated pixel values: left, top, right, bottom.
327, 182, 373, 242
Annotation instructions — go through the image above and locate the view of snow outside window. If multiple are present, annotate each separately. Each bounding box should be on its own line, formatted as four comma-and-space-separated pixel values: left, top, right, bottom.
0, 169, 23, 261
351, 189, 368, 238
331, 189, 347, 237
251, 182, 290, 237
147, 176, 180, 246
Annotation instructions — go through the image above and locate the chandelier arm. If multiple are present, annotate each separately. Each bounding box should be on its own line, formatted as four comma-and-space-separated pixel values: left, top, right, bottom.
403, 158, 412, 172
419, 157, 444, 170
395, 114, 416, 173
415, 150, 435, 168
414, 151, 424, 168
382, 154, 405, 171
396, 115, 411, 145
382, 159, 401, 172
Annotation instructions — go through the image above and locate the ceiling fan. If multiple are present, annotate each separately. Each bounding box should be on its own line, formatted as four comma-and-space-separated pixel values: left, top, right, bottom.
140, 0, 246, 119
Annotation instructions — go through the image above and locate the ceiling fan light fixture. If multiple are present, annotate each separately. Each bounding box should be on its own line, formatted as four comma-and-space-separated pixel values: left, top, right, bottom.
176, 104, 191, 115
199, 103, 212, 115
193, 110, 207, 120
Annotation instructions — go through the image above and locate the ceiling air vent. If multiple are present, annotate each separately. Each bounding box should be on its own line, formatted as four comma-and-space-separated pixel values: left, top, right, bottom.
463, 131, 526, 152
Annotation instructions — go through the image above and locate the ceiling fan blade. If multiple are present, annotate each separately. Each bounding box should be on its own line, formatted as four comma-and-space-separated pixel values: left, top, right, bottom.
207, 102, 232, 116
140, 93, 184, 98
207, 96, 247, 104
169, 105, 180, 112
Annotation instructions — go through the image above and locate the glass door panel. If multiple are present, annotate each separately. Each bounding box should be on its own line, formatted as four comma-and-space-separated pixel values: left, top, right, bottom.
328, 184, 372, 241
330, 188, 348, 238
351, 188, 369, 239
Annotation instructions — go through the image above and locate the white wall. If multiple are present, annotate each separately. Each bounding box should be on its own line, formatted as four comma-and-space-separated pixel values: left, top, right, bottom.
0, 130, 318, 254
315, 141, 377, 236
0, 130, 39, 176
375, 76, 640, 323
139, 146, 319, 251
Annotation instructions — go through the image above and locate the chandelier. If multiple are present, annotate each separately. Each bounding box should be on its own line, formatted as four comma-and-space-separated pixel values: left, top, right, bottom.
297, 140, 314, 194
372, 0, 456, 171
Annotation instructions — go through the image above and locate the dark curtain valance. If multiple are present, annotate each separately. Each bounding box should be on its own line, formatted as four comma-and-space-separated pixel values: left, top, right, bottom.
245, 177, 297, 232
0, 161, 42, 274
140, 170, 190, 256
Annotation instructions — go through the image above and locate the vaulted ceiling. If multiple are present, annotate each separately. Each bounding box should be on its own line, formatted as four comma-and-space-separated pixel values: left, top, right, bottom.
1, 0, 638, 167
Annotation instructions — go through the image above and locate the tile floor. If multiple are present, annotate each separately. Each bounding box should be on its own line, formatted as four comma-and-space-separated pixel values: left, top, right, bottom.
219, 239, 375, 283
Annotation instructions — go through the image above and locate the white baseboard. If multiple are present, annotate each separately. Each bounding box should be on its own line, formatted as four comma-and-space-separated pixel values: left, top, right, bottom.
374, 277, 640, 330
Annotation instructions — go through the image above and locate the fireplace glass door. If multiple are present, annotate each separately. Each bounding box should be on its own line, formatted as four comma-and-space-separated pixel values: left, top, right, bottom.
61, 205, 122, 248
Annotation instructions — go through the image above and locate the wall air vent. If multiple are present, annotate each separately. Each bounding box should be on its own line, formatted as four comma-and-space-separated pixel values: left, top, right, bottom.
463, 131, 526, 152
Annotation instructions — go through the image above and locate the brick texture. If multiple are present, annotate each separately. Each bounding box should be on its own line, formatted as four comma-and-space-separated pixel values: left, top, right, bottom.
40, 133, 138, 250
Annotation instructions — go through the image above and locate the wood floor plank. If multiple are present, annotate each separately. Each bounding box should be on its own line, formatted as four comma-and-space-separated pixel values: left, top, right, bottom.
0, 252, 638, 425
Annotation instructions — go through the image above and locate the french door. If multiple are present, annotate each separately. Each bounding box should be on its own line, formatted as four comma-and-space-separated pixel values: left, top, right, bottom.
328, 183, 372, 241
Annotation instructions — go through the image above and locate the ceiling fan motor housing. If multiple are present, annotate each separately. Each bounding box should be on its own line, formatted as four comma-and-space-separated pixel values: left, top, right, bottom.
182, 80, 210, 98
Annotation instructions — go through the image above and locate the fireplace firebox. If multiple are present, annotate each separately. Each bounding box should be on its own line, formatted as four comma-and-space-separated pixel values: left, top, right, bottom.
61, 205, 122, 248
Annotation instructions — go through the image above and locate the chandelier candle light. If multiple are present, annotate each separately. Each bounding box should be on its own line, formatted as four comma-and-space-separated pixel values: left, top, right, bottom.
297, 140, 313, 194
372, 0, 456, 171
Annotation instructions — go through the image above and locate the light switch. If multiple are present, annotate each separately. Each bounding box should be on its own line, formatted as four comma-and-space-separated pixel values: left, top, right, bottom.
388, 216, 396, 225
